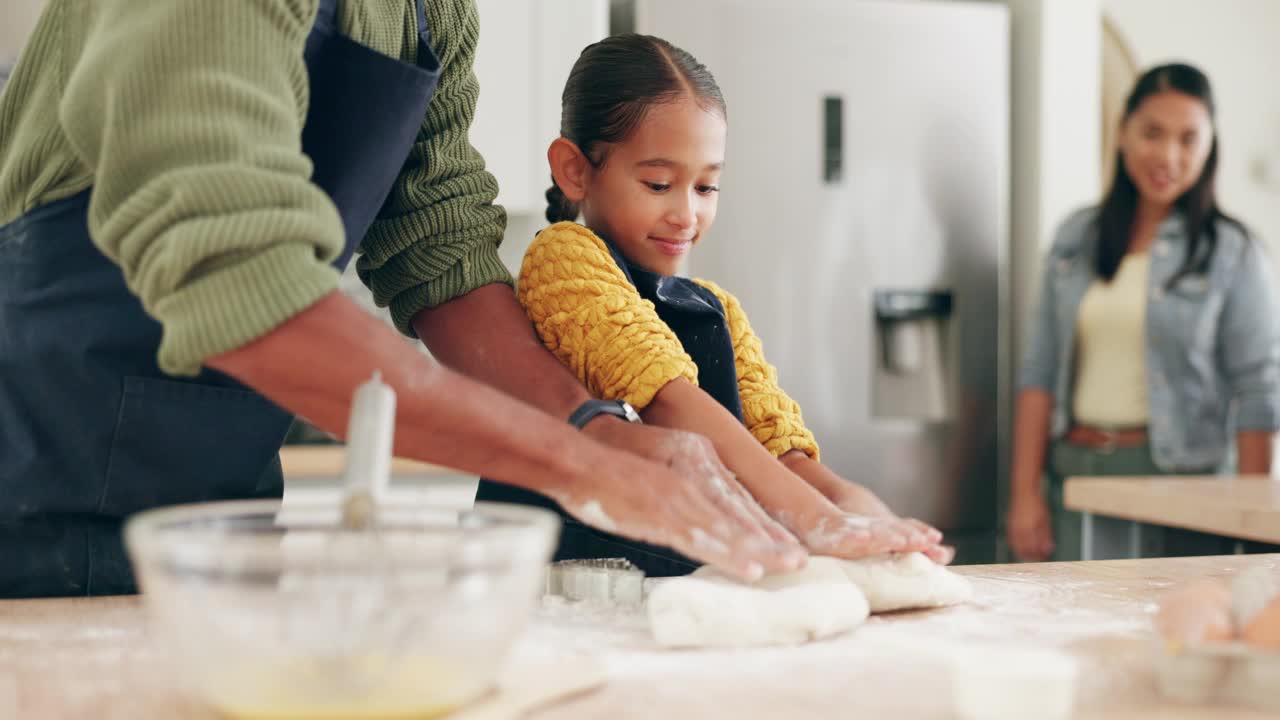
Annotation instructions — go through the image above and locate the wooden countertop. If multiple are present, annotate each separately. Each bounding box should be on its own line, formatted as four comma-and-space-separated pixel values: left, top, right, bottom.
2, 555, 1278, 718
1064, 476, 1280, 544
279, 445, 459, 478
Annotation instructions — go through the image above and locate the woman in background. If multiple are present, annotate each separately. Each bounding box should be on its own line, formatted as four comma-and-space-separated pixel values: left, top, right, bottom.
1008, 63, 1280, 562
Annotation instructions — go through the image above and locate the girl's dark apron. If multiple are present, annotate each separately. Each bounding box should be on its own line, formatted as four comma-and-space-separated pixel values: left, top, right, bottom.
0, 0, 441, 597
477, 238, 743, 577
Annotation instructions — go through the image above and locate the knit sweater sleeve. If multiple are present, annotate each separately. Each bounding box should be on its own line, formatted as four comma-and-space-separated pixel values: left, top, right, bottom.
356, 0, 511, 336
58, 0, 345, 376
693, 279, 820, 460
517, 222, 698, 409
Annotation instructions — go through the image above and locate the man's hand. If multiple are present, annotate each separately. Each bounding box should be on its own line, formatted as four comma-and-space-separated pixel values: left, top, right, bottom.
552, 420, 805, 580
211, 292, 807, 582
583, 418, 808, 554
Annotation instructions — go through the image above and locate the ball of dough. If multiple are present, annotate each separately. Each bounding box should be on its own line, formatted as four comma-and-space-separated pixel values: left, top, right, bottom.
647, 557, 870, 648
1154, 580, 1235, 647
836, 552, 972, 613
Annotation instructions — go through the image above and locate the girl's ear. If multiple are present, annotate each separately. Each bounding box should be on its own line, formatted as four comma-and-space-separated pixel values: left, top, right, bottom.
548, 137, 592, 203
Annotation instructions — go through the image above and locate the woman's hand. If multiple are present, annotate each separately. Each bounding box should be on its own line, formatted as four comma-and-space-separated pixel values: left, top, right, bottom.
1006, 490, 1055, 561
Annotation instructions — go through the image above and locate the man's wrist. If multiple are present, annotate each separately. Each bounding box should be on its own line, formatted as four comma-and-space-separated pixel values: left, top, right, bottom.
580, 413, 644, 454
568, 399, 641, 430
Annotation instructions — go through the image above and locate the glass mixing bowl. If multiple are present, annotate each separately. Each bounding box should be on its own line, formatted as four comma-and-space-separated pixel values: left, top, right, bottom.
125, 499, 559, 720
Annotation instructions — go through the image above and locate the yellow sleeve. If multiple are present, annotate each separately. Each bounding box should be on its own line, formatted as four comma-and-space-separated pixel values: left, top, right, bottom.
693, 279, 820, 460
517, 223, 698, 409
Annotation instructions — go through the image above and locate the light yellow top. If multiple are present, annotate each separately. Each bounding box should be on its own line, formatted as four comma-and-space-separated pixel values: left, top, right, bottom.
1072, 252, 1150, 427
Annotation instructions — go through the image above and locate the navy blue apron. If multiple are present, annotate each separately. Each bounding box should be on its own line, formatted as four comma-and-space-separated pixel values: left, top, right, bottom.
0, 0, 441, 597
477, 234, 743, 577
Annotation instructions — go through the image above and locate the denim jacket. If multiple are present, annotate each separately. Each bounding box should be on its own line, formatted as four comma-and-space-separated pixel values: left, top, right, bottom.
1019, 206, 1280, 471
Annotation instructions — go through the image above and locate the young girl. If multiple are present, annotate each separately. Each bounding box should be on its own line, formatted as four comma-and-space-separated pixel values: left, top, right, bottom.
477, 34, 951, 576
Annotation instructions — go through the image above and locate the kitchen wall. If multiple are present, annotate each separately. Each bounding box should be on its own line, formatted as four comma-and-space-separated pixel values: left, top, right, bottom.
1105, 0, 1280, 263
0, 0, 43, 59
992, 0, 1101, 368
0, 0, 43, 89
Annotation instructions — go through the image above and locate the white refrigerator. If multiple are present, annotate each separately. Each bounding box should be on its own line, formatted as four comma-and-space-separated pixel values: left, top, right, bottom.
637, 0, 1011, 562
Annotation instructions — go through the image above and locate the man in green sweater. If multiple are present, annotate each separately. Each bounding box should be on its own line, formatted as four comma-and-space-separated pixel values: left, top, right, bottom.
0, 0, 806, 596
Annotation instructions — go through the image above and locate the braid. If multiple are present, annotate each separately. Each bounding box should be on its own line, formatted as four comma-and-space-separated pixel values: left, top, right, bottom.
545, 179, 580, 224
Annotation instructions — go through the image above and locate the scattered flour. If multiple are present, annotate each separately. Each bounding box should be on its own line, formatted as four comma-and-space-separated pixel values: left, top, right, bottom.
574, 500, 617, 533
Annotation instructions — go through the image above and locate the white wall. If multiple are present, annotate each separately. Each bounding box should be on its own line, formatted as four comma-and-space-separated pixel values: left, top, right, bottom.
0, 0, 44, 58
1104, 0, 1280, 255
997, 0, 1102, 364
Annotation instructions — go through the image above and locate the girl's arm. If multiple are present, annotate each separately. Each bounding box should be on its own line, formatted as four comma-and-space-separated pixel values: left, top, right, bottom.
691, 279, 949, 561
643, 378, 937, 559
518, 225, 933, 559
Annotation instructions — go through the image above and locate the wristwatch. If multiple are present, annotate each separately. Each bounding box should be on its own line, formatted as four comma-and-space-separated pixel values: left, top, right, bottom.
568, 399, 642, 429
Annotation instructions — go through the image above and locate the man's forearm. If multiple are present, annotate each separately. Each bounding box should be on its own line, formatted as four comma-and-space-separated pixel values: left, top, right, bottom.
209, 291, 602, 491
411, 283, 593, 419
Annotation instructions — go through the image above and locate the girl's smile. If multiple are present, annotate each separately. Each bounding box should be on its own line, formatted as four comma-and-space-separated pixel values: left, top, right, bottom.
550, 94, 727, 277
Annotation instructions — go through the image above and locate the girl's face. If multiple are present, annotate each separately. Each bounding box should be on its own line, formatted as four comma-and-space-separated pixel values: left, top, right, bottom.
1118, 89, 1213, 210
580, 95, 726, 276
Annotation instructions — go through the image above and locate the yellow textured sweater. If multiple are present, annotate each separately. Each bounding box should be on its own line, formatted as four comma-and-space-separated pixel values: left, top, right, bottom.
519, 222, 819, 459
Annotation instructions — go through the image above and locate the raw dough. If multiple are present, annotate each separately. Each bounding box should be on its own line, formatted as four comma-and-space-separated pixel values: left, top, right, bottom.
837, 552, 973, 613
647, 554, 971, 648
647, 557, 869, 648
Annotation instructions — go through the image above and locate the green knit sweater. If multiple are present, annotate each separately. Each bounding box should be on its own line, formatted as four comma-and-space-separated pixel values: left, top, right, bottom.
0, 0, 510, 375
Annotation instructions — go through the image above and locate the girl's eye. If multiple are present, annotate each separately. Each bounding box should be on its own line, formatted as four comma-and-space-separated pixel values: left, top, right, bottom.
645, 182, 670, 192
696, 185, 720, 195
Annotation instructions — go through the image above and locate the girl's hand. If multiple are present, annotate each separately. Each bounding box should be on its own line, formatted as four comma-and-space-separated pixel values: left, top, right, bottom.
764, 483, 942, 561
797, 468, 955, 564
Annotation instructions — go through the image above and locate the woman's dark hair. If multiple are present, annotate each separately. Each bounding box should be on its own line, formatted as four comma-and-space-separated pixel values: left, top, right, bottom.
1095, 62, 1246, 285
545, 34, 726, 224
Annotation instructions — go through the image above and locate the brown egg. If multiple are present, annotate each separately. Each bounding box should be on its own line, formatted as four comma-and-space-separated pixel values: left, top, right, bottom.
1154, 580, 1236, 648
1241, 596, 1280, 650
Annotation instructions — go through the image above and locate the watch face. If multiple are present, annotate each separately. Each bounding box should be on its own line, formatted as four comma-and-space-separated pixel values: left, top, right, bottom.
619, 401, 642, 423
